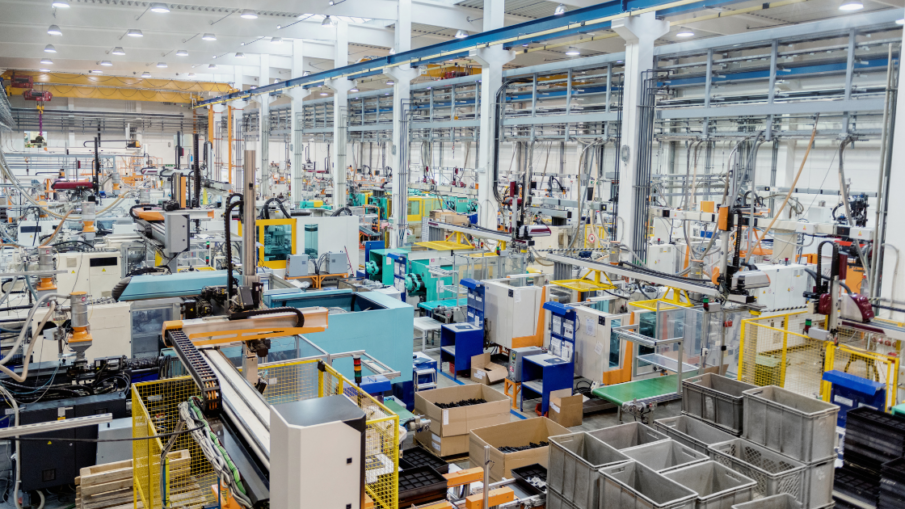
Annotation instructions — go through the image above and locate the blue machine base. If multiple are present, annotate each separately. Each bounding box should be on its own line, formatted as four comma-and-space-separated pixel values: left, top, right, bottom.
393, 380, 415, 410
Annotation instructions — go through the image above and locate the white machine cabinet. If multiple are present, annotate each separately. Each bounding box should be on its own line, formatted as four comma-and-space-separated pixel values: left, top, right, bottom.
482, 280, 542, 349
754, 263, 811, 311
646, 244, 678, 274
571, 306, 629, 383
56, 252, 123, 298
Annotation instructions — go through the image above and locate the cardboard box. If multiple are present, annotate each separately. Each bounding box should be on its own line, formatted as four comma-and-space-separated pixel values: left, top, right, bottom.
470, 353, 507, 385
548, 389, 583, 428
416, 430, 470, 457
469, 417, 570, 481
415, 384, 510, 438
429, 209, 470, 226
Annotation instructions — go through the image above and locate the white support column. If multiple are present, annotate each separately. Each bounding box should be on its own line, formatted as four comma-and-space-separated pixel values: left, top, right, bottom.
289, 40, 310, 203
880, 25, 905, 318
230, 100, 246, 189
473, 0, 514, 229
612, 12, 669, 254
325, 21, 350, 205
258, 53, 272, 198
386, 0, 417, 247
233, 66, 244, 91
67, 98, 75, 148
212, 104, 226, 181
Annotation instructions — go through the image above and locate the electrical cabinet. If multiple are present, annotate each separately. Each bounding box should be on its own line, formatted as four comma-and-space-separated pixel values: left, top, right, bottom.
34, 302, 133, 362
647, 243, 678, 274
571, 306, 628, 383
56, 251, 122, 298
482, 280, 542, 349
753, 263, 811, 311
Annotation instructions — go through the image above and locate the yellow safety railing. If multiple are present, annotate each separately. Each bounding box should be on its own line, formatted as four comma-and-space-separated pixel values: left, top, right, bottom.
133, 359, 399, 509
737, 311, 828, 398
132, 377, 218, 509
823, 343, 900, 411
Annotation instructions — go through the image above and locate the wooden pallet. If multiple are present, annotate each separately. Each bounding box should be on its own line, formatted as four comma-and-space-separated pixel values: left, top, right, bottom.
75, 450, 193, 509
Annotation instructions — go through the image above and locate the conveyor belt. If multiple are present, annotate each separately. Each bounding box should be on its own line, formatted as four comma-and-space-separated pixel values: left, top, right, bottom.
167, 328, 221, 415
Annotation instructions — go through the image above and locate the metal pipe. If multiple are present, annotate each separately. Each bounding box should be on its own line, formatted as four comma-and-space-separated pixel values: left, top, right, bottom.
871, 42, 898, 298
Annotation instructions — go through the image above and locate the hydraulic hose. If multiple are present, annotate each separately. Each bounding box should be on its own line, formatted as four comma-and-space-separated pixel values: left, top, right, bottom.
0, 293, 67, 367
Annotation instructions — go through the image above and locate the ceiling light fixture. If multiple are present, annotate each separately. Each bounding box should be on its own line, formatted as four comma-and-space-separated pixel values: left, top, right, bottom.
240, 9, 258, 19
565, 48, 580, 56
126, 29, 143, 37
52, 1, 70, 8
202, 33, 217, 41
350, 87, 359, 92
322, 15, 335, 27
236, 52, 245, 58
188, 73, 195, 77
89, 69, 103, 74
386, 80, 394, 85
898, 18, 905, 24
839, 0, 863, 10
47, 25, 62, 36
157, 62, 167, 68
455, 30, 468, 39
320, 92, 329, 96
40, 58, 53, 65
150, 3, 169, 13
39, 69, 51, 73
44, 44, 56, 53
271, 37, 283, 44
554, 3, 566, 14
100, 60, 112, 66
208, 64, 217, 69
389, 48, 396, 55
176, 49, 188, 56
676, 29, 695, 37
112, 47, 125, 55
142, 72, 151, 78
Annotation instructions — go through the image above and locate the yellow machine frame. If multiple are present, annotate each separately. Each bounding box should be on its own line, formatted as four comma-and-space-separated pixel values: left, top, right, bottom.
256, 218, 297, 269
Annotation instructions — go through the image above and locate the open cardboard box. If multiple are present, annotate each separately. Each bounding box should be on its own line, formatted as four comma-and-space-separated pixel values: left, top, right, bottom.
470, 353, 507, 385
469, 417, 569, 481
415, 430, 470, 457
429, 209, 470, 226
415, 384, 510, 438
548, 388, 583, 427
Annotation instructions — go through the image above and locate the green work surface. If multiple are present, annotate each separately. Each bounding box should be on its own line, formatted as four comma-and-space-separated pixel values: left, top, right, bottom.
384, 398, 415, 423
418, 298, 467, 311
591, 372, 697, 406
893, 403, 905, 417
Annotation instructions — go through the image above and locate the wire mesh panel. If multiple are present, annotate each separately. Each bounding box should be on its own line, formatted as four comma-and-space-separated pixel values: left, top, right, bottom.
132, 377, 218, 509
320, 363, 399, 509
257, 359, 322, 405
738, 313, 829, 398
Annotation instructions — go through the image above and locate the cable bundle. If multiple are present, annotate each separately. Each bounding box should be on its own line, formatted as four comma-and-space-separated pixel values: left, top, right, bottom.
178, 397, 253, 508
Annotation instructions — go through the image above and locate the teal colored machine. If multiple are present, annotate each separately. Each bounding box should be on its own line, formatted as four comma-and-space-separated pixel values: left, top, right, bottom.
445, 196, 477, 214
366, 248, 409, 285
265, 289, 414, 386
405, 258, 454, 303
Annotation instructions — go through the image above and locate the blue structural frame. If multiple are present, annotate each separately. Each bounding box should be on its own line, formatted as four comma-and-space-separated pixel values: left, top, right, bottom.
194, 0, 751, 109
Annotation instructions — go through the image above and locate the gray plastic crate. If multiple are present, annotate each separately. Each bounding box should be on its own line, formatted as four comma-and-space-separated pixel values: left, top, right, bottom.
708, 439, 805, 500
730, 494, 802, 509
598, 460, 698, 509
742, 386, 838, 463
547, 488, 579, 509
587, 422, 669, 450
655, 416, 738, 455
621, 440, 709, 474
799, 457, 834, 508
549, 433, 630, 509
683, 374, 756, 435
664, 461, 756, 509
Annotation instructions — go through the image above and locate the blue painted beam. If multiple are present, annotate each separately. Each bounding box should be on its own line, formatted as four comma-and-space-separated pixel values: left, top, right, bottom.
663, 58, 888, 87
194, 0, 742, 109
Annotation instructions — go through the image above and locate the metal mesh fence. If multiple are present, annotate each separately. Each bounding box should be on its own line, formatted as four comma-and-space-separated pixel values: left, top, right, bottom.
824, 343, 900, 411
738, 312, 828, 398
134, 360, 399, 509
132, 377, 218, 509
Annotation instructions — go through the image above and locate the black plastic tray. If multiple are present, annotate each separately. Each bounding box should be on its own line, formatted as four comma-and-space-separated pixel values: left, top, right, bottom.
511, 463, 547, 495
397, 466, 448, 507
400, 445, 450, 474
835, 466, 879, 505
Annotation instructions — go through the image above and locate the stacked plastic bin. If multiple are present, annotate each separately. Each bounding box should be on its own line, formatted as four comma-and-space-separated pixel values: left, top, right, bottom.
721, 385, 838, 509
